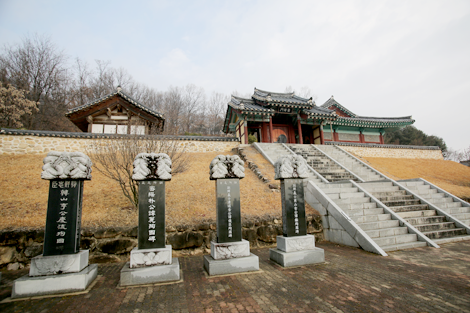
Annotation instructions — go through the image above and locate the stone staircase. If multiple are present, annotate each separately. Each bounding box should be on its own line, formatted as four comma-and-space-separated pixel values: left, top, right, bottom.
287, 144, 360, 183
316, 145, 384, 182
322, 182, 427, 252
399, 180, 470, 227
360, 181, 470, 244
254, 143, 470, 253
254, 143, 324, 185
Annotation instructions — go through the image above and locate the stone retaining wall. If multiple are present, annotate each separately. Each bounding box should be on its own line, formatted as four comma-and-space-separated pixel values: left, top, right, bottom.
341, 146, 443, 160
0, 215, 324, 270
0, 130, 239, 155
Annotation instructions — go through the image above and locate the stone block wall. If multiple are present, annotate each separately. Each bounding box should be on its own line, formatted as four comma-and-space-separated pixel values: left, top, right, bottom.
0, 215, 324, 270
340, 145, 443, 160
0, 132, 239, 155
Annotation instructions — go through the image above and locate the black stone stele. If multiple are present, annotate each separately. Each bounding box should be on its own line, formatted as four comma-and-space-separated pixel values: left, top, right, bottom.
281, 179, 307, 237
138, 181, 166, 249
216, 179, 242, 243
43, 180, 84, 256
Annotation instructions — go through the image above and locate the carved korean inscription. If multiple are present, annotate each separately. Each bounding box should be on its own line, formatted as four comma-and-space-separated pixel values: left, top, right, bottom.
43, 180, 83, 256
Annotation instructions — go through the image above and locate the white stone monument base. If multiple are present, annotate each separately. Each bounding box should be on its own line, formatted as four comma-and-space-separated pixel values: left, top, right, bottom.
270, 247, 325, 267
12, 264, 98, 299
130, 245, 172, 268
203, 253, 259, 276
29, 250, 90, 276
270, 235, 324, 267
120, 257, 181, 286
211, 240, 250, 260
276, 235, 316, 253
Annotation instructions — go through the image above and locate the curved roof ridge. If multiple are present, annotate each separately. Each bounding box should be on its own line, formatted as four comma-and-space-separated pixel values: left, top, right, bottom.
254, 88, 294, 97
66, 88, 164, 119
355, 115, 413, 120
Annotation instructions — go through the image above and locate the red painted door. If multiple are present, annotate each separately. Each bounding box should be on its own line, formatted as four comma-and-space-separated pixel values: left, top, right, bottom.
272, 126, 289, 143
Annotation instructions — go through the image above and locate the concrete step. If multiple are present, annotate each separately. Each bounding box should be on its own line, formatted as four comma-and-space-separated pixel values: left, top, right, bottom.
365, 226, 409, 238
428, 197, 454, 204
432, 235, 470, 245
377, 195, 415, 202
338, 202, 378, 210
327, 192, 365, 200
382, 199, 421, 207
381, 241, 428, 252
405, 215, 446, 225
324, 187, 358, 194
373, 190, 407, 198
366, 186, 400, 193
321, 183, 353, 189
351, 213, 391, 224
373, 233, 418, 247
414, 222, 456, 232
421, 228, 467, 239
397, 210, 437, 219
400, 181, 425, 187
334, 197, 372, 205
415, 189, 438, 195
360, 181, 394, 188
357, 219, 399, 231
343, 207, 384, 216
390, 204, 429, 213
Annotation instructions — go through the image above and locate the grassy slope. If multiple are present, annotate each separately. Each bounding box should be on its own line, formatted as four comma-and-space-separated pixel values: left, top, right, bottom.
362, 157, 470, 200
0, 152, 283, 229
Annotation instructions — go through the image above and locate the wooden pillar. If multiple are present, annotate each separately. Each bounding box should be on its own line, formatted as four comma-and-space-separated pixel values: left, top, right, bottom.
379, 132, 384, 144
269, 117, 274, 143
244, 120, 248, 144
333, 130, 339, 142
297, 117, 303, 144
359, 131, 365, 143
320, 125, 325, 145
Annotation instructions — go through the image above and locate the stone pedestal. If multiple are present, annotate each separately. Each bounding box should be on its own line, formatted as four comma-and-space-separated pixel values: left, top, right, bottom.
29, 250, 89, 276
204, 254, 259, 276
120, 245, 180, 286
269, 235, 325, 267
120, 258, 181, 286
130, 245, 172, 268
205, 240, 258, 275
12, 264, 98, 299
211, 240, 250, 260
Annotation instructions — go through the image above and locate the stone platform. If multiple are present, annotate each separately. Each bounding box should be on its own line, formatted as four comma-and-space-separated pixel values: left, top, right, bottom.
120, 257, 181, 286
203, 253, 259, 276
270, 235, 325, 267
11, 264, 98, 299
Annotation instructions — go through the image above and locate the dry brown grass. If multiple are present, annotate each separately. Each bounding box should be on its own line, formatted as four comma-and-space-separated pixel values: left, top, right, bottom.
0, 152, 284, 230
363, 157, 470, 199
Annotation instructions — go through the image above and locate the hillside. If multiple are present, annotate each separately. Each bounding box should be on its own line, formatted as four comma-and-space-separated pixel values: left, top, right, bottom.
0, 152, 291, 230
362, 157, 470, 201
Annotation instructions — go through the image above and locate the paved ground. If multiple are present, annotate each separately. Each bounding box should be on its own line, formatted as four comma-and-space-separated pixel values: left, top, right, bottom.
1, 241, 470, 313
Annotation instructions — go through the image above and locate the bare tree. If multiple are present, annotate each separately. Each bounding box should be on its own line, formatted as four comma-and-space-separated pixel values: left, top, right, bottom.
0, 82, 38, 128
0, 34, 71, 131
182, 84, 205, 134
207, 92, 229, 135
88, 133, 190, 208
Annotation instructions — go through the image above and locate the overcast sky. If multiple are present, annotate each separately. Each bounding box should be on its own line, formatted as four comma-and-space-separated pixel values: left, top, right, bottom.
1, 0, 469, 150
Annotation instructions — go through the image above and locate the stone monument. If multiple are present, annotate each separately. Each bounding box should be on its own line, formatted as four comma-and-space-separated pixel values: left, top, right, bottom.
12, 151, 97, 299
203, 155, 259, 275
120, 153, 180, 286
269, 155, 325, 267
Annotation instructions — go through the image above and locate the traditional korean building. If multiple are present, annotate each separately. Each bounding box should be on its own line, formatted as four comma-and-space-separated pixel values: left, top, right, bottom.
223, 88, 415, 144
66, 87, 164, 135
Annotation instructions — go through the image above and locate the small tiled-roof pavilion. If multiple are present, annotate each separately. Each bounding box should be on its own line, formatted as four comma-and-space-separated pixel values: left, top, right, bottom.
66, 87, 164, 135
223, 88, 415, 144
